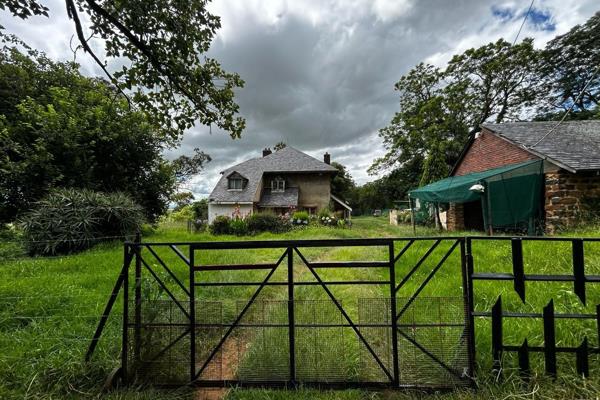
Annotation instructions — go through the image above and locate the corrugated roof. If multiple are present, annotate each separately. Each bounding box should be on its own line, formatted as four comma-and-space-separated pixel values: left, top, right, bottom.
209, 146, 336, 203
482, 120, 600, 172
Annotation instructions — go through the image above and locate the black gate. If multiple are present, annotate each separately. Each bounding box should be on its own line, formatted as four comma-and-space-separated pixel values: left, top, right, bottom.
105, 238, 474, 390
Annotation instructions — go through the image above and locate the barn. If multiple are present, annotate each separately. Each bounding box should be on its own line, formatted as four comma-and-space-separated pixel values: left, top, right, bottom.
409, 121, 600, 234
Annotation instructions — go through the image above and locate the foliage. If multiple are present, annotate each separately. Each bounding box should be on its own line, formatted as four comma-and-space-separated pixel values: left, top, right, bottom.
538, 12, 600, 116
209, 215, 231, 235
371, 39, 540, 185
2, 0, 245, 141
229, 217, 249, 236
171, 192, 194, 211
172, 149, 211, 185
247, 212, 291, 234
291, 210, 309, 225
20, 188, 143, 255
273, 141, 287, 151
317, 208, 337, 226
191, 199, 209, 221
0, 46, 197, 222
169, 205, 194, 222
330, 162, 356, 203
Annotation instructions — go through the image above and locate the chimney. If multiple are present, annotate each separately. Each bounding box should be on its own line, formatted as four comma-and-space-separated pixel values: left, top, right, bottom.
323, 152, 331, 164
262, 148, 272, 157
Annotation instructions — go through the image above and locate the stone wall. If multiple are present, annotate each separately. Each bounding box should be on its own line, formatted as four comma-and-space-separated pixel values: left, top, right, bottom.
447, 203, 465, 231
545, 170, 600, 233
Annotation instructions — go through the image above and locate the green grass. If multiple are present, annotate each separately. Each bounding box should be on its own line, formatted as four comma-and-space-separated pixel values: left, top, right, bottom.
1, 217, 600, 399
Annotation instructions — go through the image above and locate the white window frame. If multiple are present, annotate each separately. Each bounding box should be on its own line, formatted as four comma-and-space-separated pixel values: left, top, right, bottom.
228, 177, 243, 191
271, 178, 285, 192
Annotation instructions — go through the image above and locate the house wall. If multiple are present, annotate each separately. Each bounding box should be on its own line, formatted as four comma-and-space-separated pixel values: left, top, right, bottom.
453, 129, 538, 176
208, 203, 253, 223
545, 170, 600, 233
263, 173, 332, 210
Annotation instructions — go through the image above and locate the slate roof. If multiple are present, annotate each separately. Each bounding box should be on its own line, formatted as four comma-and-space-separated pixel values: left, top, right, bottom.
258, 188, 299, 207
209, 146, 337, 203
482, 121, 600, 172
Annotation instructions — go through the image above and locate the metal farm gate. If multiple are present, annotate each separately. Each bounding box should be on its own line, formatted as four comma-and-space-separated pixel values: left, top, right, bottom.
98, 238, 474, 390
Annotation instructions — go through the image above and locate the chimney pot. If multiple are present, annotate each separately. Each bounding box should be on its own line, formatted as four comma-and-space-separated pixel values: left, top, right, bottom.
324, 152, 331, 164
262, 148, 272, 157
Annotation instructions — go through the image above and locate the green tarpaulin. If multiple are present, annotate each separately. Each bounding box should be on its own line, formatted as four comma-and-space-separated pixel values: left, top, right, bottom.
409, 160, 544, 234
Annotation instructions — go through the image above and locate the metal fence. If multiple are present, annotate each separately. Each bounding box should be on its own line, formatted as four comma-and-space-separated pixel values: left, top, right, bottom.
81, 235, 600, 390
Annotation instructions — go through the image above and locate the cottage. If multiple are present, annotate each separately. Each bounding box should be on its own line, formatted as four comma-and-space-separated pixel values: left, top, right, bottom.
207, 146, 352, 222
409, 121, 600, 234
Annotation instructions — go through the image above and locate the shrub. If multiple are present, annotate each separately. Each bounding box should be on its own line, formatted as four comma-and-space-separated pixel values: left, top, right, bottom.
170, 205, 194, 222
20, 189, 144, 255
291, 210, 309, 226
209, 215, 231, 235
247, 213, 290, 233
229, 218, 249, 236
317, 208, 337, 226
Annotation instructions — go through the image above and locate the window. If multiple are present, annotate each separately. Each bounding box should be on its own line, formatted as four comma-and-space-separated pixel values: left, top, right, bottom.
271, 178, 285, 192
228, 178, 243, 190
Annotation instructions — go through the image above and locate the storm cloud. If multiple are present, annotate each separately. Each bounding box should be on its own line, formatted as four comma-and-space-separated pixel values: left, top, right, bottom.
2, 0, 599, 196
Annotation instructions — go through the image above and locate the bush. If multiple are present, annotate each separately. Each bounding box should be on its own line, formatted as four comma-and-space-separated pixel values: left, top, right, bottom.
20, 189, 144, 255
247, 213, 290, 233
291, 210, 309, 226
229, 218, 249, 236
209, 215, 231, 235
170, 205, 194, 222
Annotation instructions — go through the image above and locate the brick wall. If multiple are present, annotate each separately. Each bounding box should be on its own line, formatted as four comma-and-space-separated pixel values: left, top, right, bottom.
447, 203, 465, 231
454, 129, 539, 176
545, 170, 600, 233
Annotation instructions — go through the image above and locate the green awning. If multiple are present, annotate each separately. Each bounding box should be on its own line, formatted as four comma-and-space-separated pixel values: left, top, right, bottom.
409, 160, 542, 203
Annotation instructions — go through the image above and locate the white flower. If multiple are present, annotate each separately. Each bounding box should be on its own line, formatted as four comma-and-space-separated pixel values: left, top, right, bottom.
303, 220, 308, 224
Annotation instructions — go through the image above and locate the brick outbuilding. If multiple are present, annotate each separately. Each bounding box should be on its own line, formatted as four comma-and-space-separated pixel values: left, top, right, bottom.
411, 121, 600, 234
422, 121, 600, 234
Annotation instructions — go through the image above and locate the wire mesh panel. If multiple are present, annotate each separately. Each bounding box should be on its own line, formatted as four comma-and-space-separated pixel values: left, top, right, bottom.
295, 300, 350, 382
195, 301, 223, 380
358, 298, 393, 382
396, 297, 470, 387
127, 299, 190, 385
235, 300, 290, 382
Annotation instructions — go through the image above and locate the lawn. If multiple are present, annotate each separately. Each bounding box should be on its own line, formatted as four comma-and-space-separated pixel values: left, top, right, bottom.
1, 216, 599, 399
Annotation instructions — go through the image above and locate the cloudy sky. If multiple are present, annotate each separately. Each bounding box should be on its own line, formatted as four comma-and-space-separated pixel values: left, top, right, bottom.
2, 0, 599, 197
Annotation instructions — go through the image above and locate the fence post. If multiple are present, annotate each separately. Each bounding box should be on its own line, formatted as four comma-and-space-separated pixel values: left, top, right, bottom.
491, 296, 503, 376
576, 337, 589, 377
464, 238, 476, 375
518, 339, 530, 378
543, 299, 557, 377
389, 241, 399, 387
122, 242, 130, 385
189, 245, 196, 382
287, 247, 296, 386
511, 238, 525, 303
572, 239, 586, 305
133, 232, 142, 368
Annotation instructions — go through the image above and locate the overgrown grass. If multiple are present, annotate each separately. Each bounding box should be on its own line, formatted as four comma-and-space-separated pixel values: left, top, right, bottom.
1, 217, 599, 399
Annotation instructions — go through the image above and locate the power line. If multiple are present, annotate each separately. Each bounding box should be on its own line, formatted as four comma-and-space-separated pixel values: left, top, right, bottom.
513, 0, 535, 45
531, 63, 600, 147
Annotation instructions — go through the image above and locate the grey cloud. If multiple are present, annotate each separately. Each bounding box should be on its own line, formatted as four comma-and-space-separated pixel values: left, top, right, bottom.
2, 0, 599, 199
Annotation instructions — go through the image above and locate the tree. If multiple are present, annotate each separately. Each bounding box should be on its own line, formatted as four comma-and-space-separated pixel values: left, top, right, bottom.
537, 12, 600, 117
273, 141, 287, 151
371, 39, 541, 185
330, 162, 356, 201
171, 192, 194, 211
0, 0, 245, 141
0, 46, 200, 222
172, 148, 212, 186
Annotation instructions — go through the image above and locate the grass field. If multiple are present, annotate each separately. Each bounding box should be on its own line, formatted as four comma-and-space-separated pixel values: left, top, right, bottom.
1, 217, 600, 399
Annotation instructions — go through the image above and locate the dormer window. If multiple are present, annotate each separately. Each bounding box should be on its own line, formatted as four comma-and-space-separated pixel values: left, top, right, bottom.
271, 177, 285, 192
228, 178, 243, 190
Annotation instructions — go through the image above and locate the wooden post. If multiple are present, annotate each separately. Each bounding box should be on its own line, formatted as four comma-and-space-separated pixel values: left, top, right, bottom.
409, 195, 416, 234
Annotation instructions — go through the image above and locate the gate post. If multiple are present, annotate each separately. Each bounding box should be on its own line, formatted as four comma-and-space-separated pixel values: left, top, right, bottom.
462, 237, 476, 377
121, 242, 131, 385
287, 247, 296, 385
189, 246, 196, 382
389, 241, 400, 387
133, 233, 142, 368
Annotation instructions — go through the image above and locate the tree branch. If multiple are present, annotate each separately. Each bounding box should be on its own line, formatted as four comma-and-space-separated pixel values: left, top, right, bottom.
64, 0, 131, 107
